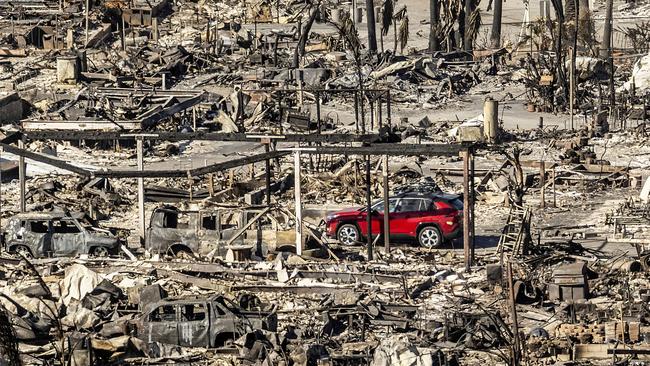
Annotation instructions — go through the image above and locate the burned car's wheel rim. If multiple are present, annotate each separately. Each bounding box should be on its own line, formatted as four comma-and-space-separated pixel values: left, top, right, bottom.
15, 246, 32, 259
92, 247, 109, 257
419, 227, 441, 248
337, 225, 359, 246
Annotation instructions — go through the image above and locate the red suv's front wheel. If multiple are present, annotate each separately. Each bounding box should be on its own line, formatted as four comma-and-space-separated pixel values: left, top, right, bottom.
418, 226, 442, 248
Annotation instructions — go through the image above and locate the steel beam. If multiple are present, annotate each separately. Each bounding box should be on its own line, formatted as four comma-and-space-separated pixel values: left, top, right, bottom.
0, 142, 288, 179
0, 143, 91, 176
22, 131, 382, 144
300, 144, 468, 156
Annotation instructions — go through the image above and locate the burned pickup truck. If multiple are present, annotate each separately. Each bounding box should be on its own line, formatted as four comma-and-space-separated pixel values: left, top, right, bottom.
145, 204, 298, 258
131, 295, 277, 347
2, 212, 119, 258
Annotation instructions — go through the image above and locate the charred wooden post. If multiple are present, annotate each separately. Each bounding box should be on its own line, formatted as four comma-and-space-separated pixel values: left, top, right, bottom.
137, 138, 145, 244
316, 91, 322, 133
540, 161, 546, 208
569, 47, 575, 130
507, 260, 522, 366
294, 150, 303, 256
552, 167, 557, 207
470, 151, 475, 264
265, 143, 271, 205
462, 149, 471, 271
382, 155, 390, 253
387, 90, 392, 127
18, 139, 25, 213
366, 155, 373, 260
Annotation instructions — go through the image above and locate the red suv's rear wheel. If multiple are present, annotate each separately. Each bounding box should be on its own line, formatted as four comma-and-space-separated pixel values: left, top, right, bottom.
337, 224, 360, 246
418, 226, 442, 248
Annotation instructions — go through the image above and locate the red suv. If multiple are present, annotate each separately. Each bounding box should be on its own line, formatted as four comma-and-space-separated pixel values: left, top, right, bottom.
325, 192, 463, 248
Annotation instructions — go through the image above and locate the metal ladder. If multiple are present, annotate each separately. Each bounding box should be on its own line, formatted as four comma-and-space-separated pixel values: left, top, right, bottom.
497, 204, 531, 256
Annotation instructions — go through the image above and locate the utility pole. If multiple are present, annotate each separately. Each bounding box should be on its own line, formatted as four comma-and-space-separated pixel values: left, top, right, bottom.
365, 0, 377, 52
428, 0, 439, 52
490, 0, 503, 48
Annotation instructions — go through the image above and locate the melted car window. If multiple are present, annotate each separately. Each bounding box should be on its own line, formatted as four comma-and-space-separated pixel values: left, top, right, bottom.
162, 211, 190, 229
149, 305, 176, 322
181, 303, 206, 321
52, 220, 81, 234
29, 221, 49, 233
201, 215, 218, 230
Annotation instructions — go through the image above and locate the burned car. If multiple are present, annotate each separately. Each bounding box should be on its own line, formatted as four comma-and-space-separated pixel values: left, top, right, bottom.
145, 204, 298, 258
131, 294, 277, 347
1, 212, 119, 258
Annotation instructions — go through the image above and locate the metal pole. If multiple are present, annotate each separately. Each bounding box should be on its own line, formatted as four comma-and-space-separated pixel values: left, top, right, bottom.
462, 149, 470, 271
382, 155, 390, 253
294, 150, 302, 256
18, 139, 25, 213
366, 155, 373, 260
137, 138, 145, 245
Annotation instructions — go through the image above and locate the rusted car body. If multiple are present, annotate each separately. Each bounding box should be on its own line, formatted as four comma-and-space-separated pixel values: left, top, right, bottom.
145, 205, 296, 258
132, 295, 277, 347
1, 212, 119, 258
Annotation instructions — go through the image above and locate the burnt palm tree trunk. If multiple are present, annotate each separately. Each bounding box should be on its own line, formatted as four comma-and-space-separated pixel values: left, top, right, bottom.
366, 0, 378, 52
490, 0, 502, 48
600, 0, 613, 58
429, 0, 439, 52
